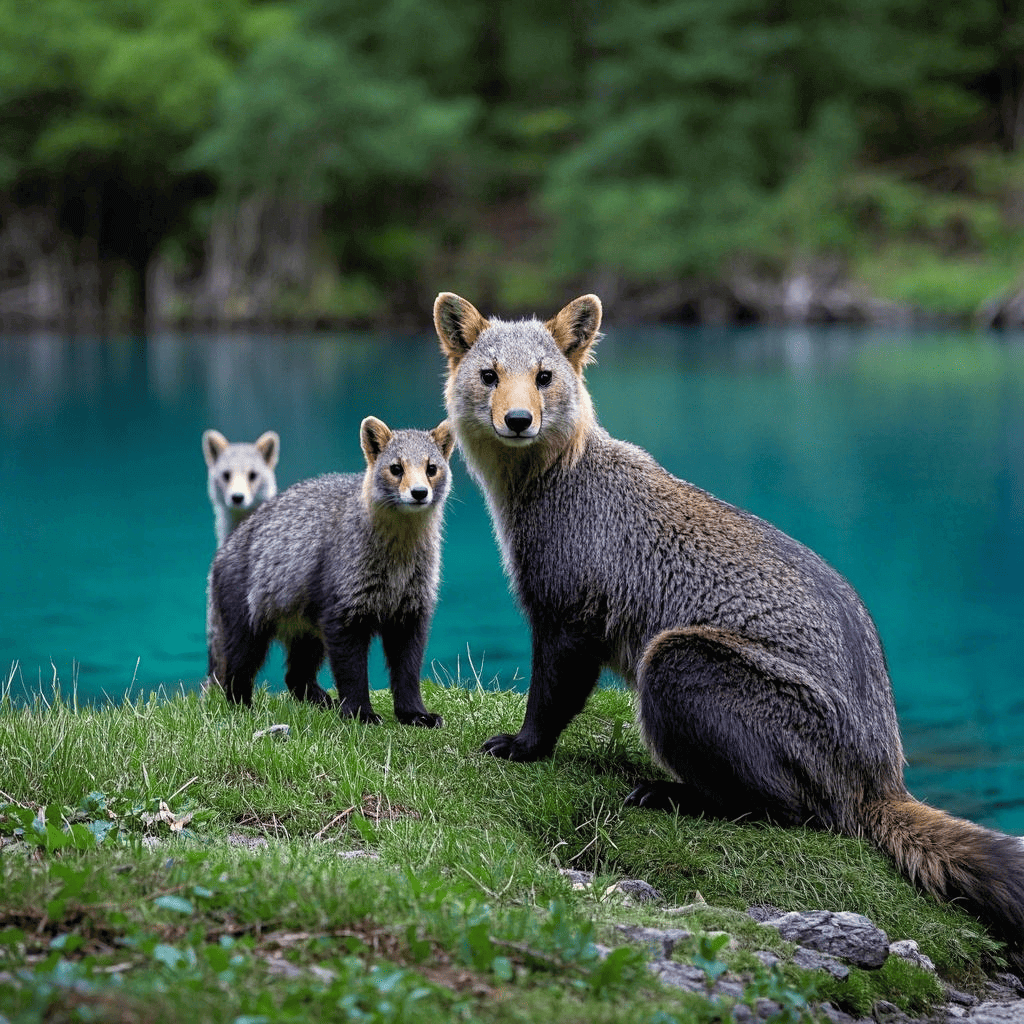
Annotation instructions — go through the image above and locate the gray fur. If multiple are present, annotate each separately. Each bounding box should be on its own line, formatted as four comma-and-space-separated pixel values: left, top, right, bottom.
207, 419, 453, 726
435, 292, 1024, 962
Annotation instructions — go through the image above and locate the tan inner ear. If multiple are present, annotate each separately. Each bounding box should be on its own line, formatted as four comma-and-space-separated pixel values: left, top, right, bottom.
203, 429, 229, 467
434, 293, 490, 364
545, 294, 602, 370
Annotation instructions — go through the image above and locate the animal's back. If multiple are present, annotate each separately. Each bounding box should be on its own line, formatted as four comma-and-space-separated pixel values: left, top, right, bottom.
218, 473, 365, 625
502, 430, 905, 800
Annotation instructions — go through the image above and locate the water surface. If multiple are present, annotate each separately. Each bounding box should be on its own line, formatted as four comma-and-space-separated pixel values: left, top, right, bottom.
1, 326, 1021, 832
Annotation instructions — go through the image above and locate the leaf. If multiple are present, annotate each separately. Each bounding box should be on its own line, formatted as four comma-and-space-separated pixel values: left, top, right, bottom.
152, 943, 187, 968
491, 955, 514, 981
153, 894, 194, 915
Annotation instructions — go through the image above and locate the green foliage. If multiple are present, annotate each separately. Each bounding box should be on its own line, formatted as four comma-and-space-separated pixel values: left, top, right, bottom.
0, 0, 1023, 317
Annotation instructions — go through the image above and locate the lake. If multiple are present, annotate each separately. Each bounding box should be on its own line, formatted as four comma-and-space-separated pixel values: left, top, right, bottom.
1, 324, 1022, 834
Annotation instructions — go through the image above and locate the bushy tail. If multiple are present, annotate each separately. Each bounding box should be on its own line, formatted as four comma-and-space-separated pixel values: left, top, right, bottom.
865, 797, 1024, 967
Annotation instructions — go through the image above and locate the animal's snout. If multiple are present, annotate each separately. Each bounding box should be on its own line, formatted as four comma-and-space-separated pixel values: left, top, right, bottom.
230, 493, 245, 506
410, 485, 429, 503
504, 409, 534, 435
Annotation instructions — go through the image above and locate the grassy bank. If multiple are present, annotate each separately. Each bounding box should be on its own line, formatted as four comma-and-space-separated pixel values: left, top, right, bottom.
0, 674, 1007, 1022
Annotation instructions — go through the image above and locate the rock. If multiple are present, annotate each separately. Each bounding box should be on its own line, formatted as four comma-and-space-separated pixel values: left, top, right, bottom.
756, 909, 889, 969
252, 723, 290, 742
558, 868, 594, 889
872, 999, 909, 1023
888, 939, 936, 973
752, 950, 782, 970
792, 944, 851, 980
603, 878, 663, 904
616, 924, 692, 959
746, 904, 786, 923
649, 960, 708, 993
968, 1002, 1024, 1024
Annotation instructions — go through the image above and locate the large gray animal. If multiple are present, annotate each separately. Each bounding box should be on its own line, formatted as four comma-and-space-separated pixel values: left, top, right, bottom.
207, 417, 453, 726
434, 290, 1024, 966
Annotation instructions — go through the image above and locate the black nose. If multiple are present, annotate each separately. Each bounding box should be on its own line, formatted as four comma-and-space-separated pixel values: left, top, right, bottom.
504, 409, 533, 434
410, 486, 429, 502
230, 493, 245, 505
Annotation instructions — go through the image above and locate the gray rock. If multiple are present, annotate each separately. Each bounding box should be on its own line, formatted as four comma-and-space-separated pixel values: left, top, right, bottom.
792, 944, 851, 980
872, 999, 909, 1023
252, 723, 290, 742
649, 960, 708, 993
993, 974, 1024, 998
968, 1001, 1024, 1024
747, 904, 786, 922
558, 868, 595, 889
752, 950, 782, 970
616, 924, 692, 959
758, 909, 890, 969
603, 878, 663, 903
888, 939, 936, 973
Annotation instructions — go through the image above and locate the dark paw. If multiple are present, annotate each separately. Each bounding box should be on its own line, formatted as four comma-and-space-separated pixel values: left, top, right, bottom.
301, 686, 335, 708
480, 733, 547, 762
338, 703, 383, 725
397, 711, 443, 728
624, 781, 689, 812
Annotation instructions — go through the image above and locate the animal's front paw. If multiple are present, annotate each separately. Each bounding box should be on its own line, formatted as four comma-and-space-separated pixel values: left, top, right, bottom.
480, 733, 547, 762
623, 781, 690, 812
397, 710, 443, 728
338, 704, 383, 725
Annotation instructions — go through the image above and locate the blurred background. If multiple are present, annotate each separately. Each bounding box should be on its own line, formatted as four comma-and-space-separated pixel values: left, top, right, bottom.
3, 0, 1024, 330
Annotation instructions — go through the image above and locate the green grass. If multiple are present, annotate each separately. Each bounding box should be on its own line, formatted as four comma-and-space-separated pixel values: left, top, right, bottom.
0, 673, 1007, 1022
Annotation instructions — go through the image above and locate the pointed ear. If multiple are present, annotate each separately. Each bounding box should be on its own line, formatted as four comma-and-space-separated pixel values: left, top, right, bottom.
255, 431, 280, 470
545, 294, 602, 371
203, 429, 228, 467
434, 293, 489, 368
360, 416, 392, 465
431, 420, 455, 461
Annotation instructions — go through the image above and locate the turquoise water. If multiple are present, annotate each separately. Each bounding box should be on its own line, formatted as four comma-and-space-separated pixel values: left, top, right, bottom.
1, 326, 1022, 833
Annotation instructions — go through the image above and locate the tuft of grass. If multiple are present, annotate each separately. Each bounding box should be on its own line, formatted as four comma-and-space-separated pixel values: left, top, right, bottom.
0, 671, 1007, 1021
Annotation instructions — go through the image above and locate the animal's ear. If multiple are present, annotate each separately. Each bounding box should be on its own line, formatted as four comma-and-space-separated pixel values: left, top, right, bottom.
431, 420, 455, 461
545, 294, 602, 371
203, 429, 228, 467
360, 416, 393, 464
255, 431, 280, 470
434, 293, 489, 368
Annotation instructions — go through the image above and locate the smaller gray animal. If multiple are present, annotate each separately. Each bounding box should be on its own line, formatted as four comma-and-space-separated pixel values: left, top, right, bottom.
203, 429, 280, 547
208, 417, 453, 726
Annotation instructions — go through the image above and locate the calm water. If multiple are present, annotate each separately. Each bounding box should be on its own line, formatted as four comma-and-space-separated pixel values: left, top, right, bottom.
1, 326, 1022, 833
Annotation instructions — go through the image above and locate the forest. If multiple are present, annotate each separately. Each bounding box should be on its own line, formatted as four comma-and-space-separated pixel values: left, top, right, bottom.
2, 0, 1024, 328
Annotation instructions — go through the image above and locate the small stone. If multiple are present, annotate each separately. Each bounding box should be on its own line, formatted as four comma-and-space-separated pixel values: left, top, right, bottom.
603, 878, 663, 903
747, 904, 786, 923
559, 868, 594, 890
616, 924, 692, 959
252, 723, 290, 742
752, 950, 782, 969
887, 938, 936, 973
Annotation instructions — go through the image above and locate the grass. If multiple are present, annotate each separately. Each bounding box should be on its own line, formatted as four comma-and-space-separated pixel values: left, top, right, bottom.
0, 668, 1009, 1023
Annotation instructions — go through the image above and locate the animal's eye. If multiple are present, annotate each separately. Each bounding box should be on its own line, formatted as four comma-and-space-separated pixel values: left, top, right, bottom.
536, 369, 552, 387
426, 463, 438, 478
389, 463, 403, 478
248, 471, 258, 482
221, 470, 230, 482
480, 368, 498, 386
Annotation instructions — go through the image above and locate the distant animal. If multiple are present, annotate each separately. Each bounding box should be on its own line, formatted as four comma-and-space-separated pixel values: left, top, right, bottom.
203, 429, 280, 547
434, 290, 1024, 967
207, 417, 453, 726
